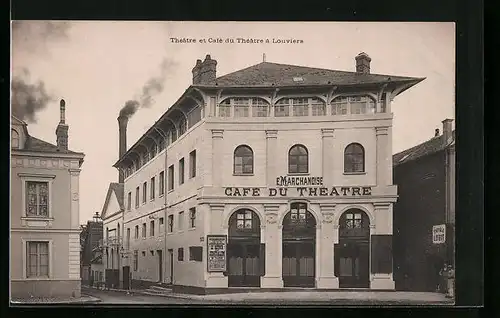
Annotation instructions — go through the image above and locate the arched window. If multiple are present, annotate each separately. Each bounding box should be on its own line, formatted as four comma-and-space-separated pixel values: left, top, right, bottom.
149, 144, 157, 159
178, 117, 187, 136
170, 127, 177, 143
159, 137, 166, 151
11, 129, 19, 149
288, 144, 308, 174
218, 99, 231, 117
251, 98, 269, 117
282, 202, 317, 237
234, 145, 253, 175
344, 143, 365, 173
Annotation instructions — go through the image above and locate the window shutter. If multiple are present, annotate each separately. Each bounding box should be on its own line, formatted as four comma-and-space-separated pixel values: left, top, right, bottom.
334, 244, 340, 277
371, 235, 393, 274
259, 243, 266, 276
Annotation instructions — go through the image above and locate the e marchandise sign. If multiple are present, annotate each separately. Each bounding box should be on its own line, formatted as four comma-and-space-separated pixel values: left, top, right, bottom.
225, 175, 372, 197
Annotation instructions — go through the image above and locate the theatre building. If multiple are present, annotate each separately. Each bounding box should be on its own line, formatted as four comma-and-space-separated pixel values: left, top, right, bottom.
113, 53, 424, 293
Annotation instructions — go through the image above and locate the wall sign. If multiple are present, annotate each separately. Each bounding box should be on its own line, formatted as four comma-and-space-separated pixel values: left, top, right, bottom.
207, 235, 227, 272
432, 224, 446, 244
224, 186, 372, 197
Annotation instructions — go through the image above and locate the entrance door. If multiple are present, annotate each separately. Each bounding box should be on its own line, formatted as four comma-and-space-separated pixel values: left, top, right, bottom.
282, 241, 315, 287
157, 250, 163, 283
122, 266, 130, 290
167, 249, 173, 285
227, 242, 261, 287
336, 241, 370, 288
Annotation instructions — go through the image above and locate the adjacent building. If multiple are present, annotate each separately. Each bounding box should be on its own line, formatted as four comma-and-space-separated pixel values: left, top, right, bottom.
80, 212, 104, 286
10, 100, 85, 298
393, 119, 455, 292
112, 53, 424, 294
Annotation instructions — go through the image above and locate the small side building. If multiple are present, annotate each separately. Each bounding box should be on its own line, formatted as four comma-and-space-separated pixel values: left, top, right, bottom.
80, 213, 104, 286
392, 119, 455, 292
10, 100, 85, 298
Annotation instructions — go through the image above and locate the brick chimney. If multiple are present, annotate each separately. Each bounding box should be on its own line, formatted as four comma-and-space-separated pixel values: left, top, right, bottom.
56, 99, 69, 151
192, 59, 203, 84
117, 115, 129, 183
195, 54, 217, 85
442, 118, 453, 144
355, 52, 371, 74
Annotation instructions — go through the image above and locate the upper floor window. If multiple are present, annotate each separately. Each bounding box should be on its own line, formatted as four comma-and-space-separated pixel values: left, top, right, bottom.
149, 144, 157, 159
168, 165, 174, 191
189, 207, 196, 228
178, 117, 187, 136
168, 214, 174, 233
135, 187, 139, 208
127, 192, 131, 211
142, 223, 146, 238
311, 97, 326, 116
187, 106, 202, 127
159, 171, 165, 196
189, 150, 197, 178
344, 143, 365, 173
179, 158, 185, 185
150, 177, 155, 200
292, 98, 309, 116
218, 99, 231, 117
234, 145, 254, 175
11, 129, 19, 149
159, 138, 166, 151
233, 98, 250, 118
275, 98, 290, 117
142, 182, 147, 204
252, 98, 269, 117
134, 225, 139, 239
26, 181, 49, 217
169, 127, 177, 143
288, 144, 308, 174
331, 96, 376, 115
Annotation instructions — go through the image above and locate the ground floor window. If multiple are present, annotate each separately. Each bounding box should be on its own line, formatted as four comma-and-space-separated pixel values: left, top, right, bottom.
133, 251, 138, 271
27, 241, 49, 278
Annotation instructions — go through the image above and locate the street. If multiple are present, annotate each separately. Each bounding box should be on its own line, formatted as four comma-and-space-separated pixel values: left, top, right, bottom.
81, 287, 453, 306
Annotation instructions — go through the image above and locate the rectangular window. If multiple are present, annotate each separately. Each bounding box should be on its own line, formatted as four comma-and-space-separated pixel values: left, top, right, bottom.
178, 211, 184, 231
127, 192, 132, 211
189, 150, 196, 178
142, 223, 146, 238
178, 248, 184, 261
292, 98, 309, 116
150, 220, 155, 236
311, 98, 326, 116
189, 207, 196, 228
142, 182, 147, 204
135, 225, 139, 239
159, 171, 165, 196
25, 181, 49, 217
189, 246, 203, 262
159, 217, 164, 233
179, 158, 185, 185
275, 99, 290, 117
135, 187, 139, 208
168, 215, 174, 233
331, 97, 349, 115
187, 106, 202, 127
133, 251, 138, 271
168, 165, 174, 191
126, 228, 130, 249
150, 177, 155, 200
233, 98, 250, 117
26, 241, 49, 277
251, 98, 268, 117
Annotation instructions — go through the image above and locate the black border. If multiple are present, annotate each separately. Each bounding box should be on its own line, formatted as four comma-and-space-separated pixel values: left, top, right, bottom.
207, 235, 227, 273
6, 0, 484, 317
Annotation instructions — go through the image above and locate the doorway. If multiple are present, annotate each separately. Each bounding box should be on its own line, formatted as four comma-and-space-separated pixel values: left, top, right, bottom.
227, 209, 262, 287
167, 249, 173, 285
335, 209, 370, 288
282, 202, 317, 288
157, 250, 163, 283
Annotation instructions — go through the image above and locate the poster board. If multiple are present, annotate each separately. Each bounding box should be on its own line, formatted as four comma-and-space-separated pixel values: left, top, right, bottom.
432, 224, 446, 244
207, 235, 227, 272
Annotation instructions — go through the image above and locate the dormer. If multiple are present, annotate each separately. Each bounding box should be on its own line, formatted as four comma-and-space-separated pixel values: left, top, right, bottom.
11, 115, 28, 150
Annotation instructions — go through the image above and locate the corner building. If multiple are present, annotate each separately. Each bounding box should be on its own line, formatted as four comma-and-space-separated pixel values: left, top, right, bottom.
114, 53, 424, 293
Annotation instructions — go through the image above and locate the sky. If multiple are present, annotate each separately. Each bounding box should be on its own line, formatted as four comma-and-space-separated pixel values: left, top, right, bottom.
11, 21, 455, 224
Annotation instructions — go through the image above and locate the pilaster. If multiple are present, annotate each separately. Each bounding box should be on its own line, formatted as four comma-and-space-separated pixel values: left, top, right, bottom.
317, 204, 339, 288
265, 130, 278, 186
261, 204, 283, 288
69, 168, 81, 230
321, 129, 335, 186
373, 202, 392, 235
211, 130, 224, 187
375, 127, 390, 187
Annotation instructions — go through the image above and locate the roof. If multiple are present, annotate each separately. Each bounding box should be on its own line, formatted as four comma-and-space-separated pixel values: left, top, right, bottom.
100, 182, 124, 219
214, 62, 423, 88
393, 130, 455, 166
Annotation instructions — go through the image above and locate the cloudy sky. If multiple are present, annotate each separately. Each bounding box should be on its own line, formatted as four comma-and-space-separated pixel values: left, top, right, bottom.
11, 21, 455, 224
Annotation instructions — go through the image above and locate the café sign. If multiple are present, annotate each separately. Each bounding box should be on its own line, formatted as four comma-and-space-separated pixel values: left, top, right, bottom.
225, 175, 372, 197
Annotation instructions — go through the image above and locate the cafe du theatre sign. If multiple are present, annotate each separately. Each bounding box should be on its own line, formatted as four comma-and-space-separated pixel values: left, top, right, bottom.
224, 175, 373, 197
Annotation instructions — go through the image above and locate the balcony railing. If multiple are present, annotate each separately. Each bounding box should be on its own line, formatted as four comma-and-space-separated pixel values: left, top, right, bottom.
101, 236, 123, 247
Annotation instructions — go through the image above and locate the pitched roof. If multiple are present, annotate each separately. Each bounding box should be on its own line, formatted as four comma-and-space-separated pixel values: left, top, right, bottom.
22, 135, 82, 154
101, 182, 124, 219
214, 62, 423, 88
393, 130, 455, 166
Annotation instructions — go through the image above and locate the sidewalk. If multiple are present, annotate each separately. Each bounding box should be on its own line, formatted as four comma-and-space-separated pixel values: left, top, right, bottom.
81, 285, 453, 304
11, 294, 101, 304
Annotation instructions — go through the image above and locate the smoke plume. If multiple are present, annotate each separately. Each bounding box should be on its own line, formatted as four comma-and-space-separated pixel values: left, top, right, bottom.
119, 58, 177, 118
11, 69, 56, 123
12, 20, 72, 55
